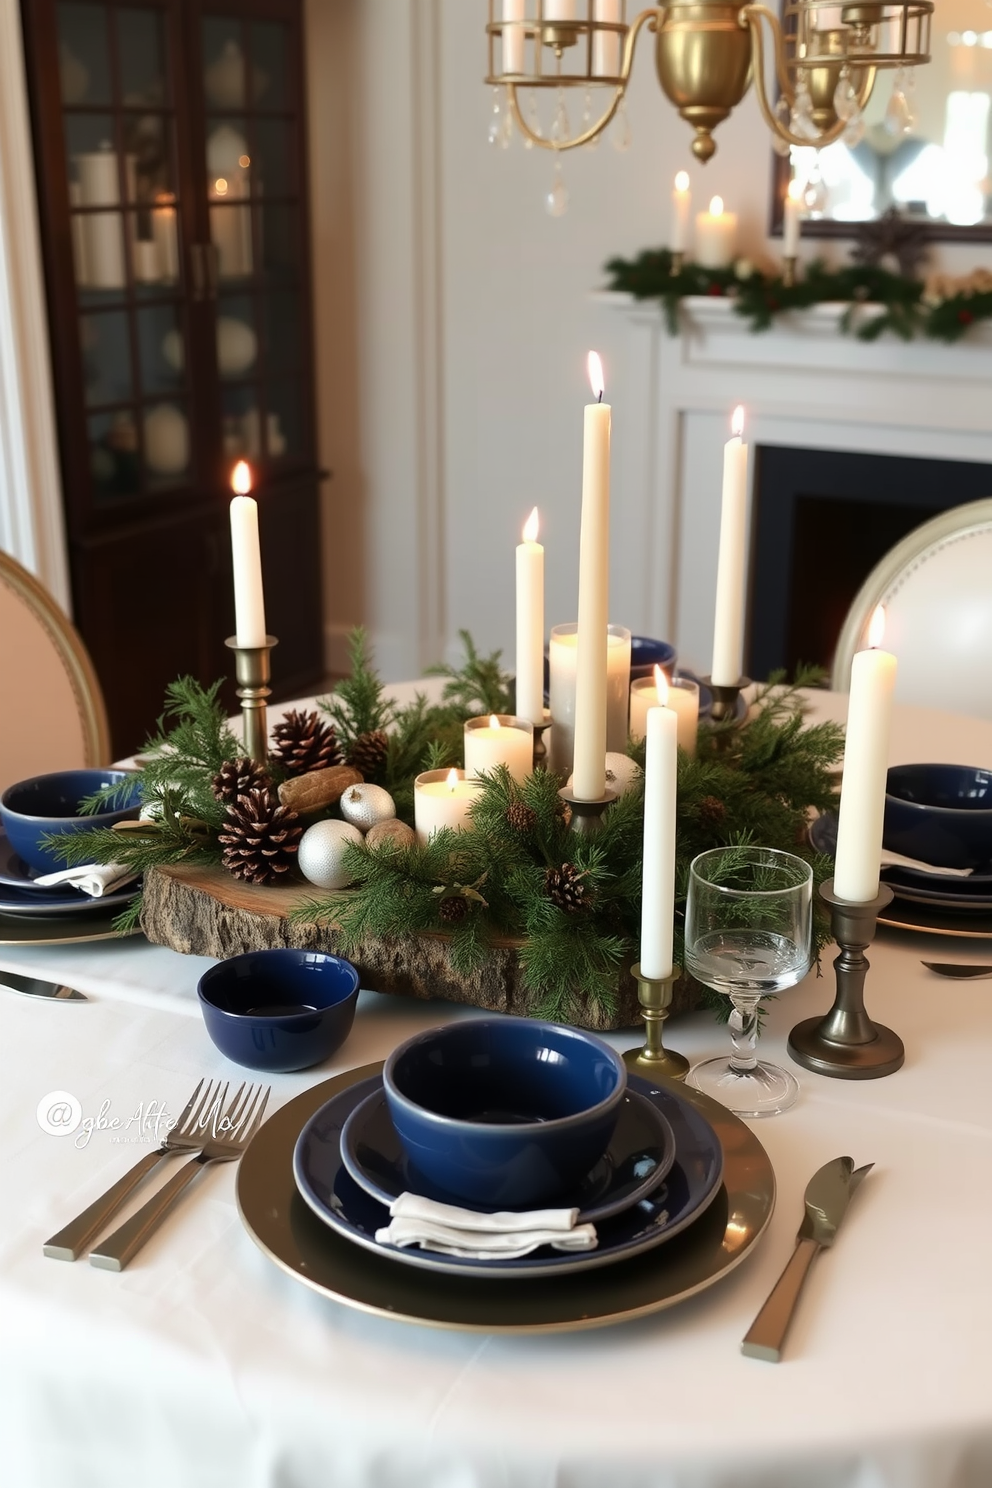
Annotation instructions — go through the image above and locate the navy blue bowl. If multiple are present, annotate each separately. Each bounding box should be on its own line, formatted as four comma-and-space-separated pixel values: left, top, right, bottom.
0, 769, 141, 874
884, 764, 992, 870
382, 1018, 627, 1208
629, 636, 677, 684
198, 950, 360, 1073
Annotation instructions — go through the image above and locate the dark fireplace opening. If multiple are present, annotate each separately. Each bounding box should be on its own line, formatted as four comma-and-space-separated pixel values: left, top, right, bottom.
747, 446, 992, 681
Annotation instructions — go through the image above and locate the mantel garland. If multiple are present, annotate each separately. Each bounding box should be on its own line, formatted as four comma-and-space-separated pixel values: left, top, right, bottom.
604, 250, 992, 345
56, 632, 844, 1026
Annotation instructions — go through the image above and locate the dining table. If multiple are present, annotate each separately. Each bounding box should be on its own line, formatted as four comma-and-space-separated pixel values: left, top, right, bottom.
1, 686, 990, 1488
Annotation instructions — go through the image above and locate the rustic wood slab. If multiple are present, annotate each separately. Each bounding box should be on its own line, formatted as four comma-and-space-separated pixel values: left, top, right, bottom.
141, 863, 699, 1032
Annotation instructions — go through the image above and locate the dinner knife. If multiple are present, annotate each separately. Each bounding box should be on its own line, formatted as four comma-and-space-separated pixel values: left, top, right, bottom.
921, 962, 992, 979
741, 1156, 872, 1363
0, 969, 88, 1001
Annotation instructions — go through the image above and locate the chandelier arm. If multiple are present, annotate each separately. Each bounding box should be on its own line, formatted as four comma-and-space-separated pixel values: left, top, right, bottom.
741, 5, 876, 151
505, 7, 661, 152
739, 4, 796, 108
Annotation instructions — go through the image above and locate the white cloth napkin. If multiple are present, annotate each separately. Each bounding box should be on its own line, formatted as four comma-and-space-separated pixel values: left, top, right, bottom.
374, 1191, 598, 1260
880, 849, 973, 878
32, 862, 139, 898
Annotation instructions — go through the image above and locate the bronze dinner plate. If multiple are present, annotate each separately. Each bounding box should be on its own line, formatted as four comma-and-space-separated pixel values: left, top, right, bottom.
236, 1062, 776, 1334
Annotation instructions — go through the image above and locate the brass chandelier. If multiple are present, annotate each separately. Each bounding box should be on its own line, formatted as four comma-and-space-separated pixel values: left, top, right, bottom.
484, 2, 933, 166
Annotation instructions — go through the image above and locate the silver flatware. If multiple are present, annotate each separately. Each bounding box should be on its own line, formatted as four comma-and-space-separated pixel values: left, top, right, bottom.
1, 968, 87, 1000
741, 1155, 873, 1363
90, 1083, 270, 1271
921, 961, 992, 979
43, 1078, 228, 1261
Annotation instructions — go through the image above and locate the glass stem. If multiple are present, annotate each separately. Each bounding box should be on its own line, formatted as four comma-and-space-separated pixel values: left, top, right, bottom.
728, 995, 760, 1073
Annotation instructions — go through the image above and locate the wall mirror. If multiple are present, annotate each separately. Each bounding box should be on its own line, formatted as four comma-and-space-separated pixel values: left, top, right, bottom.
771, 0, 992, 241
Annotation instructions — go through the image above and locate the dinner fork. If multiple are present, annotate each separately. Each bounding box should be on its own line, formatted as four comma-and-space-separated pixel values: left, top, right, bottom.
89, 1083, 270, 1271
43, 1078, 229, 1261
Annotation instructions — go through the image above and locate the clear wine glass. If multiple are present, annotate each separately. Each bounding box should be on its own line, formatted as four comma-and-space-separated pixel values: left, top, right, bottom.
684, 846, 813, 1118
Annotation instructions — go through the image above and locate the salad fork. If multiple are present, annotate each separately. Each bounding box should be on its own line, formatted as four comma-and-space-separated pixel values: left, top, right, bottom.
89, 1083, 270, 1271
43, 1078, 229, 1261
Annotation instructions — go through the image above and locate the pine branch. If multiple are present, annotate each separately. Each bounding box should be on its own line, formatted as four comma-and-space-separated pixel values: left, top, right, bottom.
319, 627, 396, 748
425, 630, 514, 716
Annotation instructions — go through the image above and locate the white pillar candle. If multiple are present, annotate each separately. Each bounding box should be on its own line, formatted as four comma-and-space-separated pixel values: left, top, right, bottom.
572, 352, 611, 801
464, 714, 534, 784
833, 606, 898, 903
152, 194, 180, 282
671, 170, 691, 254
502, 0, 526, 74
630, 669, 698, 756
414, 768, 482, 843
544, 0, 577, 18
711, 405, 750, 686
640, 682, 678, 981
592, 0, 622, 76
695, 195, 737, 269
549, 624, 631, 778
515, 507, 545, 723
784, 178, 803, 258
229, 461, 266, 647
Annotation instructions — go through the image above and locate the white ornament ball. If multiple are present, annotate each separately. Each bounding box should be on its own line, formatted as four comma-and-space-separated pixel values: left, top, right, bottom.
605, 753, 643, 797
339, 783, 396, 833
298, 820, 363, 890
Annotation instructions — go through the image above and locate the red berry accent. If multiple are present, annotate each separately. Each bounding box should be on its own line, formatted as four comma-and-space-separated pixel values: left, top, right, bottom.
707, 283, 724, 297
959, 308, 975, 325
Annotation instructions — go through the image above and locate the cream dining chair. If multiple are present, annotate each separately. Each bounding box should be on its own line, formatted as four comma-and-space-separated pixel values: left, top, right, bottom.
0, 549, 110, 793
831, 498, 992, 720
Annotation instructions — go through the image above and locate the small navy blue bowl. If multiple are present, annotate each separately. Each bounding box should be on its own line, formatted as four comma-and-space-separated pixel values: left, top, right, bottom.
0, 769, 141, 874
629, 636, 677, 684
197, 950, 360, 1073
382, 1018, 627, 1208
884, 764, 992, 870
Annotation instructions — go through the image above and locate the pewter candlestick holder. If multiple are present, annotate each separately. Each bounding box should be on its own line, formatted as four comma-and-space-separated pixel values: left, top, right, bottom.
532, 710, 552, 770
671, 250, 685, 276
558, 784, 617, 837
698, 674, 750, 727
788, 879, 904, 1080
623, 963, 689, 1079
782, 255, 797, 288
225, 635, 277, 765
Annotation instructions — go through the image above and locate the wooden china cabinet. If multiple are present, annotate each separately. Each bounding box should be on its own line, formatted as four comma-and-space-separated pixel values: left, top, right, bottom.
21, 0, 324, 755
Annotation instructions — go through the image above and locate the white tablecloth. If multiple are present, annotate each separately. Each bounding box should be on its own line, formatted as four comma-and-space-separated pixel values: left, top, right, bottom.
1, 693, 991, 1488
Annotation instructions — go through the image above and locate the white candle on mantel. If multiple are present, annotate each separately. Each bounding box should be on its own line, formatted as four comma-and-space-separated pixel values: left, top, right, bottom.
414, 768, 481, 843
833, 605, 898, 903
784, 177, 803, 258
671, 170, 691, 254
464, 714, 534, 784
572, 351, 611, 801
695, 195, 737, 269
229, 460, 267, 647
711, 405, 750, 686
515, 507, 545, 723
640, 673, 678, 981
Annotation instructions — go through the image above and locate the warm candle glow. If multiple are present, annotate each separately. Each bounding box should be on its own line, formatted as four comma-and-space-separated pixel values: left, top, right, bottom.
488, 715, 500, 730
674, 170, 690, 193
214, 177, 229, 196
709, 195, 724, 217
868, 604, 886, 648
231, 459, 252, 494
731, 405, 745, 439
653, 664, 668, 704
523, 506, 540, 543
787, 177, 804, 203
587, 351, 605, 402
445, 768, 459, 793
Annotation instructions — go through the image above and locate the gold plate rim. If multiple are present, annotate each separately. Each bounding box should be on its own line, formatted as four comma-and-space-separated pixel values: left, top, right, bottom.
0, 907, 139, 947
236, 1061, 776, 1335
878, 905, 992, 939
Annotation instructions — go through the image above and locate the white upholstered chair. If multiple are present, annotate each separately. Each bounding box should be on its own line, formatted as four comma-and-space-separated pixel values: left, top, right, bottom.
0, 549, 110, 793
831, 498, 992, 720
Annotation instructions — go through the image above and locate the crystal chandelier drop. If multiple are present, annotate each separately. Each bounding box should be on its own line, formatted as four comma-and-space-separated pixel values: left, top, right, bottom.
485, 2, 933, 166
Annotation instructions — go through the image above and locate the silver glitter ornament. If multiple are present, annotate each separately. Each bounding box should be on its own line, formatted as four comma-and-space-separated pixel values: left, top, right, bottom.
565, 753, 642, 799
297, 819, 363, 890
339, 782, 396, 833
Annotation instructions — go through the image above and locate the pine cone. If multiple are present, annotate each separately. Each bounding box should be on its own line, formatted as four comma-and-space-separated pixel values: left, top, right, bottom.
347, 728, 389, 782
506, 801, 537, 833
212, 757, 272, 805
697, 795, 727, 830
437, 893, 469, 925
270, 709, 342, 778
545, 862, 587, 913
218, 788, 302, 885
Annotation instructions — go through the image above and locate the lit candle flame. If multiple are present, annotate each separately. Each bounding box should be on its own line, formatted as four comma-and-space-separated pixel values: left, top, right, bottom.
868, 604, 886, 649
214, 177, 229, 196
674, 170, 690, 193
587, 351, 605, 403
489, 715, 500, 730
731, 405, 745, 439
787, 178, 804, 203
445, 768, 459, 793
231, 460, 252, 495
523, 506, 540, 543
709, 195, 724, 218
653, 664, 669, 705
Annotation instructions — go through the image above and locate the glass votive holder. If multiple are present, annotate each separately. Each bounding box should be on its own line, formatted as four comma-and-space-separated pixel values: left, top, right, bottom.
548, 623, 632, 778
413, 768, 481, 844
629, 675, 699, 757
464, 714, 534, 784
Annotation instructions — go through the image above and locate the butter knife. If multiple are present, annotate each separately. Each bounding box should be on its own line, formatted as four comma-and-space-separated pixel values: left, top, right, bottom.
0, 969, 88, 1001
741, 1156, 872, 1362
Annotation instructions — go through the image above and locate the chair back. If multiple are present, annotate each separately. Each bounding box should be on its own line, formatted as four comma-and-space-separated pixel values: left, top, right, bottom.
831, 498, 992, 719
0, 550, 110, 793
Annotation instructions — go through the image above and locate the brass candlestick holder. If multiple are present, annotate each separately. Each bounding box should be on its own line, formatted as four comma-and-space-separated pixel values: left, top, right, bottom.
788, 879, 904, 1080
698, 674, 750, 726
558, 784, 617, 837
532, 710, 552, 770
623, 963, 689, 1079
225, 635, 278, 765
782, 255, 798, 288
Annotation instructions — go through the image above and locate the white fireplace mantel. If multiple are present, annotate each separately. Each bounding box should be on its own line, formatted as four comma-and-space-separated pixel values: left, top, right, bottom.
604, 292, 992, 675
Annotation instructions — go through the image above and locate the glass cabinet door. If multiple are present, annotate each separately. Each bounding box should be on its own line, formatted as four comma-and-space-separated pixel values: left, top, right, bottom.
200, 9, 310, 474
56, 0, 195, 500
